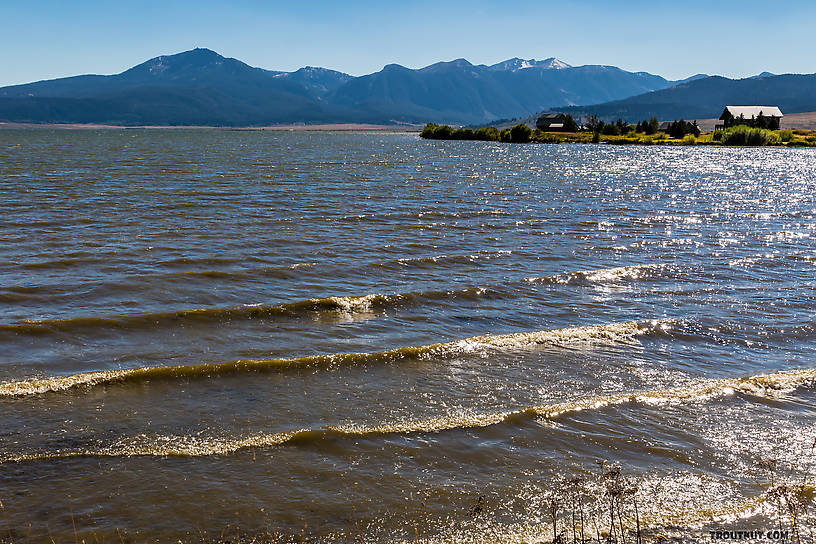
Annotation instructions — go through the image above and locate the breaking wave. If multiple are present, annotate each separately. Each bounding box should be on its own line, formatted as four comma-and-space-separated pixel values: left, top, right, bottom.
0, 319, 673, 397
0, 287, 507, 336
1, 263, 672, 336
4, 365, 814, 463
0, 294, 402, 335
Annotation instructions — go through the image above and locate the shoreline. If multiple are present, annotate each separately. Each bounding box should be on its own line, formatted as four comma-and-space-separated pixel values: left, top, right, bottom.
0, 121, 423, 132
420, 122, 816, 147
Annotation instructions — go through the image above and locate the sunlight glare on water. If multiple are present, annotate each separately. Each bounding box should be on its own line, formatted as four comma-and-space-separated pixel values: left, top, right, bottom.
0, 130, 815, 542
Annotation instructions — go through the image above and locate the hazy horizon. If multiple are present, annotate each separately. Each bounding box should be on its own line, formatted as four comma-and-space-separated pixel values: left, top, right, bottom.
2, 0, 815, 87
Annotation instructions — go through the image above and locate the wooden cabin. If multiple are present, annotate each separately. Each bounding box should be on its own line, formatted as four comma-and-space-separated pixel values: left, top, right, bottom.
536, 113, 567, 131
716, 106, 783, 130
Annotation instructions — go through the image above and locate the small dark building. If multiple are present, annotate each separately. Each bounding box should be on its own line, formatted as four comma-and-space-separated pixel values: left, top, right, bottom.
536, 113, 567, 131
659, 121, 672, 132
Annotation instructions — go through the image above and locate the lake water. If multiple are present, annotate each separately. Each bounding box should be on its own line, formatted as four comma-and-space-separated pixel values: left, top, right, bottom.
1, 129, 815, 543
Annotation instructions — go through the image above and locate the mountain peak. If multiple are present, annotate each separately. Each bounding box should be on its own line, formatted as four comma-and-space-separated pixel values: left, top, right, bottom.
671, 73, 709, 86
297, 66, 329, 73
185, 47, 221, 56
539, 57, 571, 70
418, 58, 474, 73
121, 48, 254, 79
489, 57, 571, 72
278, 66, 353, 97
382, 63, 410, 72
155, 48, 225, 64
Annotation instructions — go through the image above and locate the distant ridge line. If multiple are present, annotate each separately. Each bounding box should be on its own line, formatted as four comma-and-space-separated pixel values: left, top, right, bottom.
0, 48, 705, 126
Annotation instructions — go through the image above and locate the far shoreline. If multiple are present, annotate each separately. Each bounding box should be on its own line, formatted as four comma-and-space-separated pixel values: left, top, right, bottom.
0, 122, 423, 132
420, 121, 816, 148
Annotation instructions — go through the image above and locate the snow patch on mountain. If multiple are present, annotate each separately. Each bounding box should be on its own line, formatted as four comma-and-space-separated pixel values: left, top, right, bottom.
489, 57, 571, 72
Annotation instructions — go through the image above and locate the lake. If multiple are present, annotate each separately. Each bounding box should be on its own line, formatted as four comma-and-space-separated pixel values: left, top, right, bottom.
1, 129, 814, 542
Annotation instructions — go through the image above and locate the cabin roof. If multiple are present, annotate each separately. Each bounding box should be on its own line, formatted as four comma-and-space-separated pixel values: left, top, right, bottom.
538, 113, 565, 120
721, 106, 783, 119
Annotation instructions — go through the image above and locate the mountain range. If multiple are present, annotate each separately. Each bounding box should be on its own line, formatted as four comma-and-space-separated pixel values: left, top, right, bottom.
2, 48, 812, 127
555, 73, 816, 123
0, 48, 703, 126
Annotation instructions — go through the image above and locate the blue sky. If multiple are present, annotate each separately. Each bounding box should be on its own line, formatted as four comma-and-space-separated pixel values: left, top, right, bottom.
2, 0, 815, 87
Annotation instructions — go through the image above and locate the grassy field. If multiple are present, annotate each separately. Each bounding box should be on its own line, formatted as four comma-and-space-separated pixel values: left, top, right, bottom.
530, 130, 807, 146
530, 128, 816, 147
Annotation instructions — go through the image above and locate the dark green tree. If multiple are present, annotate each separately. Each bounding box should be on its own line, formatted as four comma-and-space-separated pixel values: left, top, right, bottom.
435, 125, 454, 139
563, 114, 579, 132
510, 123, 532, 143
667, 120, 701, 139
755, 112, 767, 130
584, 115, 603, 132
420, 123, 439, 139
474, 127, 500, 141
669, 120, 685, 138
